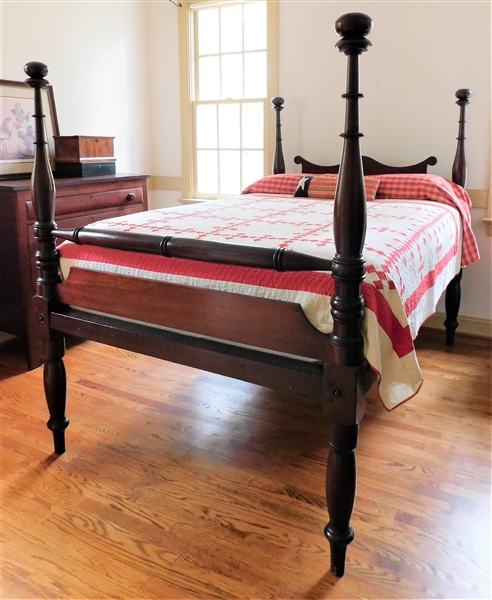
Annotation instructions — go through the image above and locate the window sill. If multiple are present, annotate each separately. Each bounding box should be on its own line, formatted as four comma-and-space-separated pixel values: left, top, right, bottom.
179, 198, 217, 205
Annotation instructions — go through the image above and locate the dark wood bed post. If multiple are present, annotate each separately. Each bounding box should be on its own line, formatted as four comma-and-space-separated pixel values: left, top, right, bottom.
272, 97, 286, 174
452, 89, 471, 188
25, 62, 69, 455
445, 88, 472, 346
323, 13, 374, 577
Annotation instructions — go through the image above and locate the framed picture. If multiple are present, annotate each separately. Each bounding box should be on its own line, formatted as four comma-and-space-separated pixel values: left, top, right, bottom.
0, 78, 60, 180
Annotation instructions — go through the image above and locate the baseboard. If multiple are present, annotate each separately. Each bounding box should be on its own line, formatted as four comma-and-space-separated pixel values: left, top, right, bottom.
423, 312, 492, 339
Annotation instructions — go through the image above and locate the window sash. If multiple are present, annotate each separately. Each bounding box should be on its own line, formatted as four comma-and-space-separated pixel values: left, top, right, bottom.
191, 1, 267, 198
179, 0, 278, 200
194, 99, 266, 196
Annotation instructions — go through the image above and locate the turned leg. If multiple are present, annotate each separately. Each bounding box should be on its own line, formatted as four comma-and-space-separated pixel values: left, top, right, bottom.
324, 423, 359, 577
444, 269, 462, 346
43, 334, 69, 455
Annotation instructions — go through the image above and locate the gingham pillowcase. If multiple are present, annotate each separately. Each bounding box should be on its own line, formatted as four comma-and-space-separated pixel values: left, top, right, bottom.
242, 173, 380, 201
241, 173, 303, 195
294, 174, 381, 201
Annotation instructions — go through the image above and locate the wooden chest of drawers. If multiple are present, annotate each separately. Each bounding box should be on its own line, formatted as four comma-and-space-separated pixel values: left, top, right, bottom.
0, 173, 149, 369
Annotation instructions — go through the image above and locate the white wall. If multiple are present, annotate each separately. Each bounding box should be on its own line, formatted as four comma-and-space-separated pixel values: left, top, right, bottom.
146, 1, 182, 179
1, 0, 152, 175
145, 1, 182, 210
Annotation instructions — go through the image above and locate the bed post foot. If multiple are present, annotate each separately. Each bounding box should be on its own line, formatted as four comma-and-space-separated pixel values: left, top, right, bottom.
43, 335, 69, 455
50, 429, 67, 456
444, 269, 462, 346
324, 524, 353, 577
324, 423, 358, 577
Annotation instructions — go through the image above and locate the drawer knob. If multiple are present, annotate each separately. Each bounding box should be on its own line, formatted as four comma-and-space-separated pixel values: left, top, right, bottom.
126, 193, 136, 202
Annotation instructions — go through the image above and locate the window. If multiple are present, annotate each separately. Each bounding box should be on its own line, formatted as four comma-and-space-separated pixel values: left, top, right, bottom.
179, 0, 279, 199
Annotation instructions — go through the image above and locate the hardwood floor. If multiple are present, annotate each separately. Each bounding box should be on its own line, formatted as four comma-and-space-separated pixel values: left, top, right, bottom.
1, 330, 490, 599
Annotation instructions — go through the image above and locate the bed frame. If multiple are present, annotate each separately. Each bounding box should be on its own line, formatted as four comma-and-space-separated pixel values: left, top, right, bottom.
26, 13, 470, 577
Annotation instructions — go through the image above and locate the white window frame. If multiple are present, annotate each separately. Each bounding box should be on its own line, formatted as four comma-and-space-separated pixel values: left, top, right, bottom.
178, 0, 279, 200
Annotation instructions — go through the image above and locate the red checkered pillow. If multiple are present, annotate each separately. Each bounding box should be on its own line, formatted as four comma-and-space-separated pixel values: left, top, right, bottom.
242, 174, 303, 196
300, 174, 380, 201
242, 173, 380, 201
375, 173, 460, 200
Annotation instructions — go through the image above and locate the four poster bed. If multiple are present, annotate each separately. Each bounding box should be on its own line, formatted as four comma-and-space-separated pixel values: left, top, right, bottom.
27, 13, 478, 577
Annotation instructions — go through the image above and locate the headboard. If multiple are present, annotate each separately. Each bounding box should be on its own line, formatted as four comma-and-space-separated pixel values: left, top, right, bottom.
293, 154, 437, 176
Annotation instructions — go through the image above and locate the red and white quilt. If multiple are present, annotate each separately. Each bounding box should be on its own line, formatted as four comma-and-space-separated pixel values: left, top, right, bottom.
58, 182, 477, 411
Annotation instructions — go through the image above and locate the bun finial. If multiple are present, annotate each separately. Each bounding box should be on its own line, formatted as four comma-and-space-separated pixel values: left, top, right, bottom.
271, 97, 285, 110
455, 88, 472, 105
24, 61, 50, 87
335, 13, 372, 54
24, 61, 49, 79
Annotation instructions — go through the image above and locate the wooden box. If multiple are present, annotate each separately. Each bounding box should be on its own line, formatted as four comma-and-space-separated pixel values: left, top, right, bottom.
54, 135, 115, 162
54, 135, 116, 178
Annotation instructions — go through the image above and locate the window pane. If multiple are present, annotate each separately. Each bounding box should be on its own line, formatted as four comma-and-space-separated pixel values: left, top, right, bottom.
242, 103, 263, 149
244, 52, 266, 98
242, 150, 264, 190
199, 56, 220, 101
197, 150, 218, 194
196, 104, 217, 148
219, 150, 240, 195
221, 54, 243, 99
220, 5, 242, 53
198, 9, 219, 55
244, 2, 266, 51
218, 104, 240, 149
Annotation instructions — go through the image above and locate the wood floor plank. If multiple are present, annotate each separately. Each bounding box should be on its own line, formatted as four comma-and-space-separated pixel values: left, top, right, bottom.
3, 522, 151, 599
0, 331, 490, 598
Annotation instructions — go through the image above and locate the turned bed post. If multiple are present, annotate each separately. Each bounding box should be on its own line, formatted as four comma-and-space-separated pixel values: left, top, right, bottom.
452, 89, 471, 188
445, 88, 472, 346
25, 62, 69, 455
272, 96, 286, 174
322, 13, 373, 577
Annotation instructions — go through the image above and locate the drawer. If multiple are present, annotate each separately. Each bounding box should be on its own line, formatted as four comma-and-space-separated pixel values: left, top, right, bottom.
28, 204, 144, 255
25, 186, 143, 220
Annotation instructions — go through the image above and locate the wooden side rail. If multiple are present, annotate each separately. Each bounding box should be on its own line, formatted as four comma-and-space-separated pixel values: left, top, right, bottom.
54, 227, 333, 272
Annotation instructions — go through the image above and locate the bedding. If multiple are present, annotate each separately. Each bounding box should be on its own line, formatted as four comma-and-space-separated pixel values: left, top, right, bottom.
243, 172, 479, 268
58, 175, 475, 410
